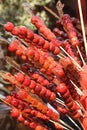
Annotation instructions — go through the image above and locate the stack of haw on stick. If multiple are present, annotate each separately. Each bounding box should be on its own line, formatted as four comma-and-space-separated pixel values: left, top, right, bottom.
1, 0, 87, 130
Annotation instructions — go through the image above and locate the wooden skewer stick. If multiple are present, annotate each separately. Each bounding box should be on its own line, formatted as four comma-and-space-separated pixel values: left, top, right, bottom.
5, 56, 25, 75
66, 115, 82, 130
59, 53, 66, 58
77, 0, 87, 56
50, 120, 68, 130
60, 46, 83, 71
56, 98, 66, 107
70, 80, 83, 95
44, 6, 60, 19
56, 0, 64, 18
56, 0, 86, 67
59, 119, 74, 130
43, 3, 83, 71
0, 97, 15, 109
78, 119, 85, 130
76, 45, 86, 65
56, 94, 82, 130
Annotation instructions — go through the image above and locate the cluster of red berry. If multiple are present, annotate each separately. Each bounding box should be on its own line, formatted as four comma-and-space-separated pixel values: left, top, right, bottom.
1, 5, 87, 130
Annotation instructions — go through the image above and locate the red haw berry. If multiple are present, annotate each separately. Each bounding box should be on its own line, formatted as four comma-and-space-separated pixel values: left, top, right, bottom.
51, 112, 59, 121
16, 47, 23, 56
27, 30, 34, 40
29, 122, 37, 129
15, 72, 24, 83
11, 108, 19, 118
38, 37, 45, 46
11, 98, 19, 107
35, 84, 42, 92
42, 115, 49, 120
17, 90, 27, 99
4, 22, 14, 32
17, 114, 24, 122
21, 55, 27, 61
31, 16, 44, 28
50, 92, 56, 101
8, 41, 18, 52
19, 26, 27, 36
30, 110, 37, 116
24, 120, 30, 126
35, 125, 43, 130
42, 80, 49, 86
46, 90, 51, 98
23, 75, 31, 86
40, 87, 46, 96
46, 108, 53, 117
29, 80, 36, 89
56, 83, 67, 94
12, 27, 20, 36
5, 96, 12, 103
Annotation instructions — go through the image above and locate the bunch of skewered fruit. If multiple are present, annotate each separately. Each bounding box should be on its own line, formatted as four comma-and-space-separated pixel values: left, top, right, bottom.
1, 2, 87, 130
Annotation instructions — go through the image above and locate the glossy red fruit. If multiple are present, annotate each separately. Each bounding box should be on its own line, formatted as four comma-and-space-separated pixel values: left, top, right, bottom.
12, 27, 20, 36
35, 125, 43, 130
23, 75, 31, 86
17, 90, 27, 99
50, 92, 56, 100
35, 84, 42, 92
4, 22, 14, 32
19, 26, 27, 36
16, 47, 23, 56
5, 96, 12, 103
24, 120, 30, 126
29, 80, 36, 89
15, 72, 24, 83
29, 122, 37, 129
37, 76, 44, 83
11, 98, 19, 107
27, 30, 34, 40
34, 51, 40, 61
40, 87, 46, 96
46, 90, 51, 98
46, 108, 53, 117
17, 114, 24, 122
23, 108, 31, 113
30, 110, 37, 116
31, 16, 44, 28
8, 41, 18, 52
56, 83, 67, 94
26, 48, 34, 58
42, 79, 49, 86
42, 115, 49, 120
38, 37, 45, 46
21, 55, 27, 60
11, 108, 19, 118
33, 34, 39, 43
51, 112, 59, 121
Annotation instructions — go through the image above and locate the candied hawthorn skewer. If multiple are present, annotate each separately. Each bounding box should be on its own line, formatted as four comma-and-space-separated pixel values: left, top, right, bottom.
31, 16, 56, 41
30, 14, 82, 70
0, 97, 50, 130
44, 5, 84, 69
4, 22, 61, 55
0, 71, 56, 102
8, 39, 64, 79
61, 13, 85, 65
57, 83, 81, 120
5, 95, 50, 122
0, 71, 78, 130
6, 56, 56, 90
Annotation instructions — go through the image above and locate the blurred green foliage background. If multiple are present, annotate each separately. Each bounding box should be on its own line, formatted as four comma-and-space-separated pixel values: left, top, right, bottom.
0, 0, 54, 30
